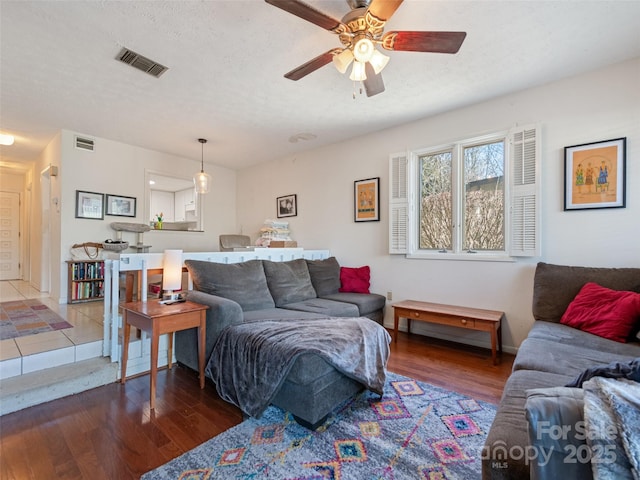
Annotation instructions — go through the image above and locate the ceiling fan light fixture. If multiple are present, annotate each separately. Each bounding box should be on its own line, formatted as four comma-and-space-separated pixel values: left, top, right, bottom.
349, 60, 367, 81
353, 37, 374, 63
332, 48, 354, 74
193, 138, 211, 194
369, 49, 390, 74
264, 0, 467, 98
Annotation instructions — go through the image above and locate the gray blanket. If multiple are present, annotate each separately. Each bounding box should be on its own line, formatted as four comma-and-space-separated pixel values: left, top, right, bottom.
583, 377, 640, 480
206, 316, 391, 418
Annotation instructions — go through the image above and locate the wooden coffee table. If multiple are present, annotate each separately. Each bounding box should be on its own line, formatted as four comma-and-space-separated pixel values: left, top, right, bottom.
393, 300, 504, 365
120, 300, 209, 409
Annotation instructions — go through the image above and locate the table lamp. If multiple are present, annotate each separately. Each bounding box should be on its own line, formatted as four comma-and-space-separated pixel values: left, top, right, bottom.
162, 249, 183, 301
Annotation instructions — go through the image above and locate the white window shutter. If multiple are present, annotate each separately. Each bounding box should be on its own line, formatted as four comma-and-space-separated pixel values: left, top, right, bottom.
389, 152, 409, 254
509, 124, 541, 257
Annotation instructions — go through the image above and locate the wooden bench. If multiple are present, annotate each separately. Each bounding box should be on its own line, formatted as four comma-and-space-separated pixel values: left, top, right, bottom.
392, 300, 504, 365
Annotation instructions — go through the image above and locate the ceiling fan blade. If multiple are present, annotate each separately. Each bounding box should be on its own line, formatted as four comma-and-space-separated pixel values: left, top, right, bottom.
284, 49, 341, 81
366, 0, 404, 23
381, 31, 467, 53
265, 0, 344, 32
363, 62, 385, 97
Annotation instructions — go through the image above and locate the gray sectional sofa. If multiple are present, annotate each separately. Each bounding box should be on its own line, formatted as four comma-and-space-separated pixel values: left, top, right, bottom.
482, 262, 640, 479
174, 256, 387, 429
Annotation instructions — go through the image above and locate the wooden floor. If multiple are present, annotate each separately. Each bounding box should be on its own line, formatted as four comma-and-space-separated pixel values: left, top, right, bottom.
0, 331, 514, 479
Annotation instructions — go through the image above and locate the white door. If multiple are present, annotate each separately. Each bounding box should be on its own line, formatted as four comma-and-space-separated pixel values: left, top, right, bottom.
0, 192, 21, 280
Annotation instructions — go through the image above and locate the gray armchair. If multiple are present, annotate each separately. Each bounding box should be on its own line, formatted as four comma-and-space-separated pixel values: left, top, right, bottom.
219, 234, 251, 251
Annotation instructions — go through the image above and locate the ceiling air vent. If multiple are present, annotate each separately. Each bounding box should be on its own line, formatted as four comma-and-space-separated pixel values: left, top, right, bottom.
75, 136, 94, 152
116, 47, 168, 78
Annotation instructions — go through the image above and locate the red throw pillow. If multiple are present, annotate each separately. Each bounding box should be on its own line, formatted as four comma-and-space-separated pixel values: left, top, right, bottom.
339, 266, 370, 294
560, 282, 640, 343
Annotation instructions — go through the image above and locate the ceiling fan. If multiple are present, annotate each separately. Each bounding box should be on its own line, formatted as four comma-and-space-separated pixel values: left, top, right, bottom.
265, 0, 467, 97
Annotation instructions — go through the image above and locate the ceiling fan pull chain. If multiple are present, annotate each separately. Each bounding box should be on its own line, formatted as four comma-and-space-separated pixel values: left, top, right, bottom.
352, 80, 365, 99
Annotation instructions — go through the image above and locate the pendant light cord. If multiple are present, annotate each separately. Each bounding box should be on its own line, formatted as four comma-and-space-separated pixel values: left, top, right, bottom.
198, 138, 207, 173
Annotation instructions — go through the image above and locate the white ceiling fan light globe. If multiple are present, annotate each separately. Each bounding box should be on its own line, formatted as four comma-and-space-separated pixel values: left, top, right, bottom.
332, 48, 354, 74
369, 49, 390, 74
349, 60, 367, 81
353, 37, 374, 63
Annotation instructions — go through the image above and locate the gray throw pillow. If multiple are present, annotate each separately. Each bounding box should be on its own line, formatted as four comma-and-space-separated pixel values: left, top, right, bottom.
185, 259, 275, 311
305, 256, 341, 296
262, 259, 317, 307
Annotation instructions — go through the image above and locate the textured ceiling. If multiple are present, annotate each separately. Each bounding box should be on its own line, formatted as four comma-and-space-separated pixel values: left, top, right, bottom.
1, 0, 640, 170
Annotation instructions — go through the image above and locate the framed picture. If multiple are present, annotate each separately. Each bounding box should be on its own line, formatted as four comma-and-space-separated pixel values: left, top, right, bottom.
277, 194, 297, 218
105, 194, 136, 217
75, 190, 104, 219
564, 137, 626, 210
354, 177, 380, 222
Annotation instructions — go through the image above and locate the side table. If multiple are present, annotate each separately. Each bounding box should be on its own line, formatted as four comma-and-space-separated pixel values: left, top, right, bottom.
120, 300, 209, 409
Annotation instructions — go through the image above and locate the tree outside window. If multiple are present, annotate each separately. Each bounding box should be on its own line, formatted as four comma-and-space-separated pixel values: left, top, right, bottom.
419, 139, 505, 253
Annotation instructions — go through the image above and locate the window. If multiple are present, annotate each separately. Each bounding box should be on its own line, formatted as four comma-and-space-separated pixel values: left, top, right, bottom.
389, 125, 540, 259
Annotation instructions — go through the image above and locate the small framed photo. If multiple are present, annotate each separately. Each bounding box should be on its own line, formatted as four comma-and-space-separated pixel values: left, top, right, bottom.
354, 177, 380, 222
75, 190, 104, 220
105, 194, 137, 217
277, 194, 297, 218
564, 137, 626, 210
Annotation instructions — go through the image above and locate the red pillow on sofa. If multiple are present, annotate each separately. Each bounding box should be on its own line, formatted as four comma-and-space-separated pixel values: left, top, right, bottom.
339, 266, 370, 294
560, 282, 640, 343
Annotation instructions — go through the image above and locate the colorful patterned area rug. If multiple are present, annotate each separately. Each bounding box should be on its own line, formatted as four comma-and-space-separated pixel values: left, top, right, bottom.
142, 372, 496, 479
0, 300, 73, 340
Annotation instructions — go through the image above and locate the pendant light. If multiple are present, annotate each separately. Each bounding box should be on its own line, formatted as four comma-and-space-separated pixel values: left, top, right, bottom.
194, 138, 211, 194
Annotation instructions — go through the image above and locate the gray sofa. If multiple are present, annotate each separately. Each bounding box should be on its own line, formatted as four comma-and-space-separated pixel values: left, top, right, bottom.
482, 262, 640, 479
174, 256, 387, 429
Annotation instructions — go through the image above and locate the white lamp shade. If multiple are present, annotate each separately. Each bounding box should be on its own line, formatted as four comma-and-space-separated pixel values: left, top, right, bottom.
332, 48, 354, 74
193, 171, 211, 194
0, 134, 14, 146
369, 49, 390, 75
349, 60, 367, 81
162, 249, 183, 291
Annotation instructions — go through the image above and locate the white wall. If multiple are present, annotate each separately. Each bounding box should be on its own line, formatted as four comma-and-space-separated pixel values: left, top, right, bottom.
56, 131, 237, 302
30, 133, 62, 293
236, 58, 640, 351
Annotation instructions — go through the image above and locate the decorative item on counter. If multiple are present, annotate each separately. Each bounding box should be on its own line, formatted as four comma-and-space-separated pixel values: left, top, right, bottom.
268, 240, 298, 248
155, 212, 164, 229
256, 219, 294, 247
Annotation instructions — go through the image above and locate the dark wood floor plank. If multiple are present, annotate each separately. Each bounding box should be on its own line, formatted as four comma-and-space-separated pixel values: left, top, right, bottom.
0, 433, 34, 480
0, 332, 514, 479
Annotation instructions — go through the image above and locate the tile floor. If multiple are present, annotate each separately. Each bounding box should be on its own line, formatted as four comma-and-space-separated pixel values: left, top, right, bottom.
0, 280, 104, 379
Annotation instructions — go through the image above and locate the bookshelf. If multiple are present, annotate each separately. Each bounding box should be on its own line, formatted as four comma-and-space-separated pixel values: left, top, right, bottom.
67, 260, 105, 304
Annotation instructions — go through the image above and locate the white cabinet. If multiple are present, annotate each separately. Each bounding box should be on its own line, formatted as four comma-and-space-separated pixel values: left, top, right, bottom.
174, 188, 196, 221
150, 190, 175, 222
184, 189, 196, 212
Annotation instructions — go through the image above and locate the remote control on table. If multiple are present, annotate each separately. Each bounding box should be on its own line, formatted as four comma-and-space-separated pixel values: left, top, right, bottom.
160, 298, 186, 305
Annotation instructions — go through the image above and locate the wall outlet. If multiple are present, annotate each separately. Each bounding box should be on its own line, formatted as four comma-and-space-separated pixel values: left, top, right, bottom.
387, 291, 393, 301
